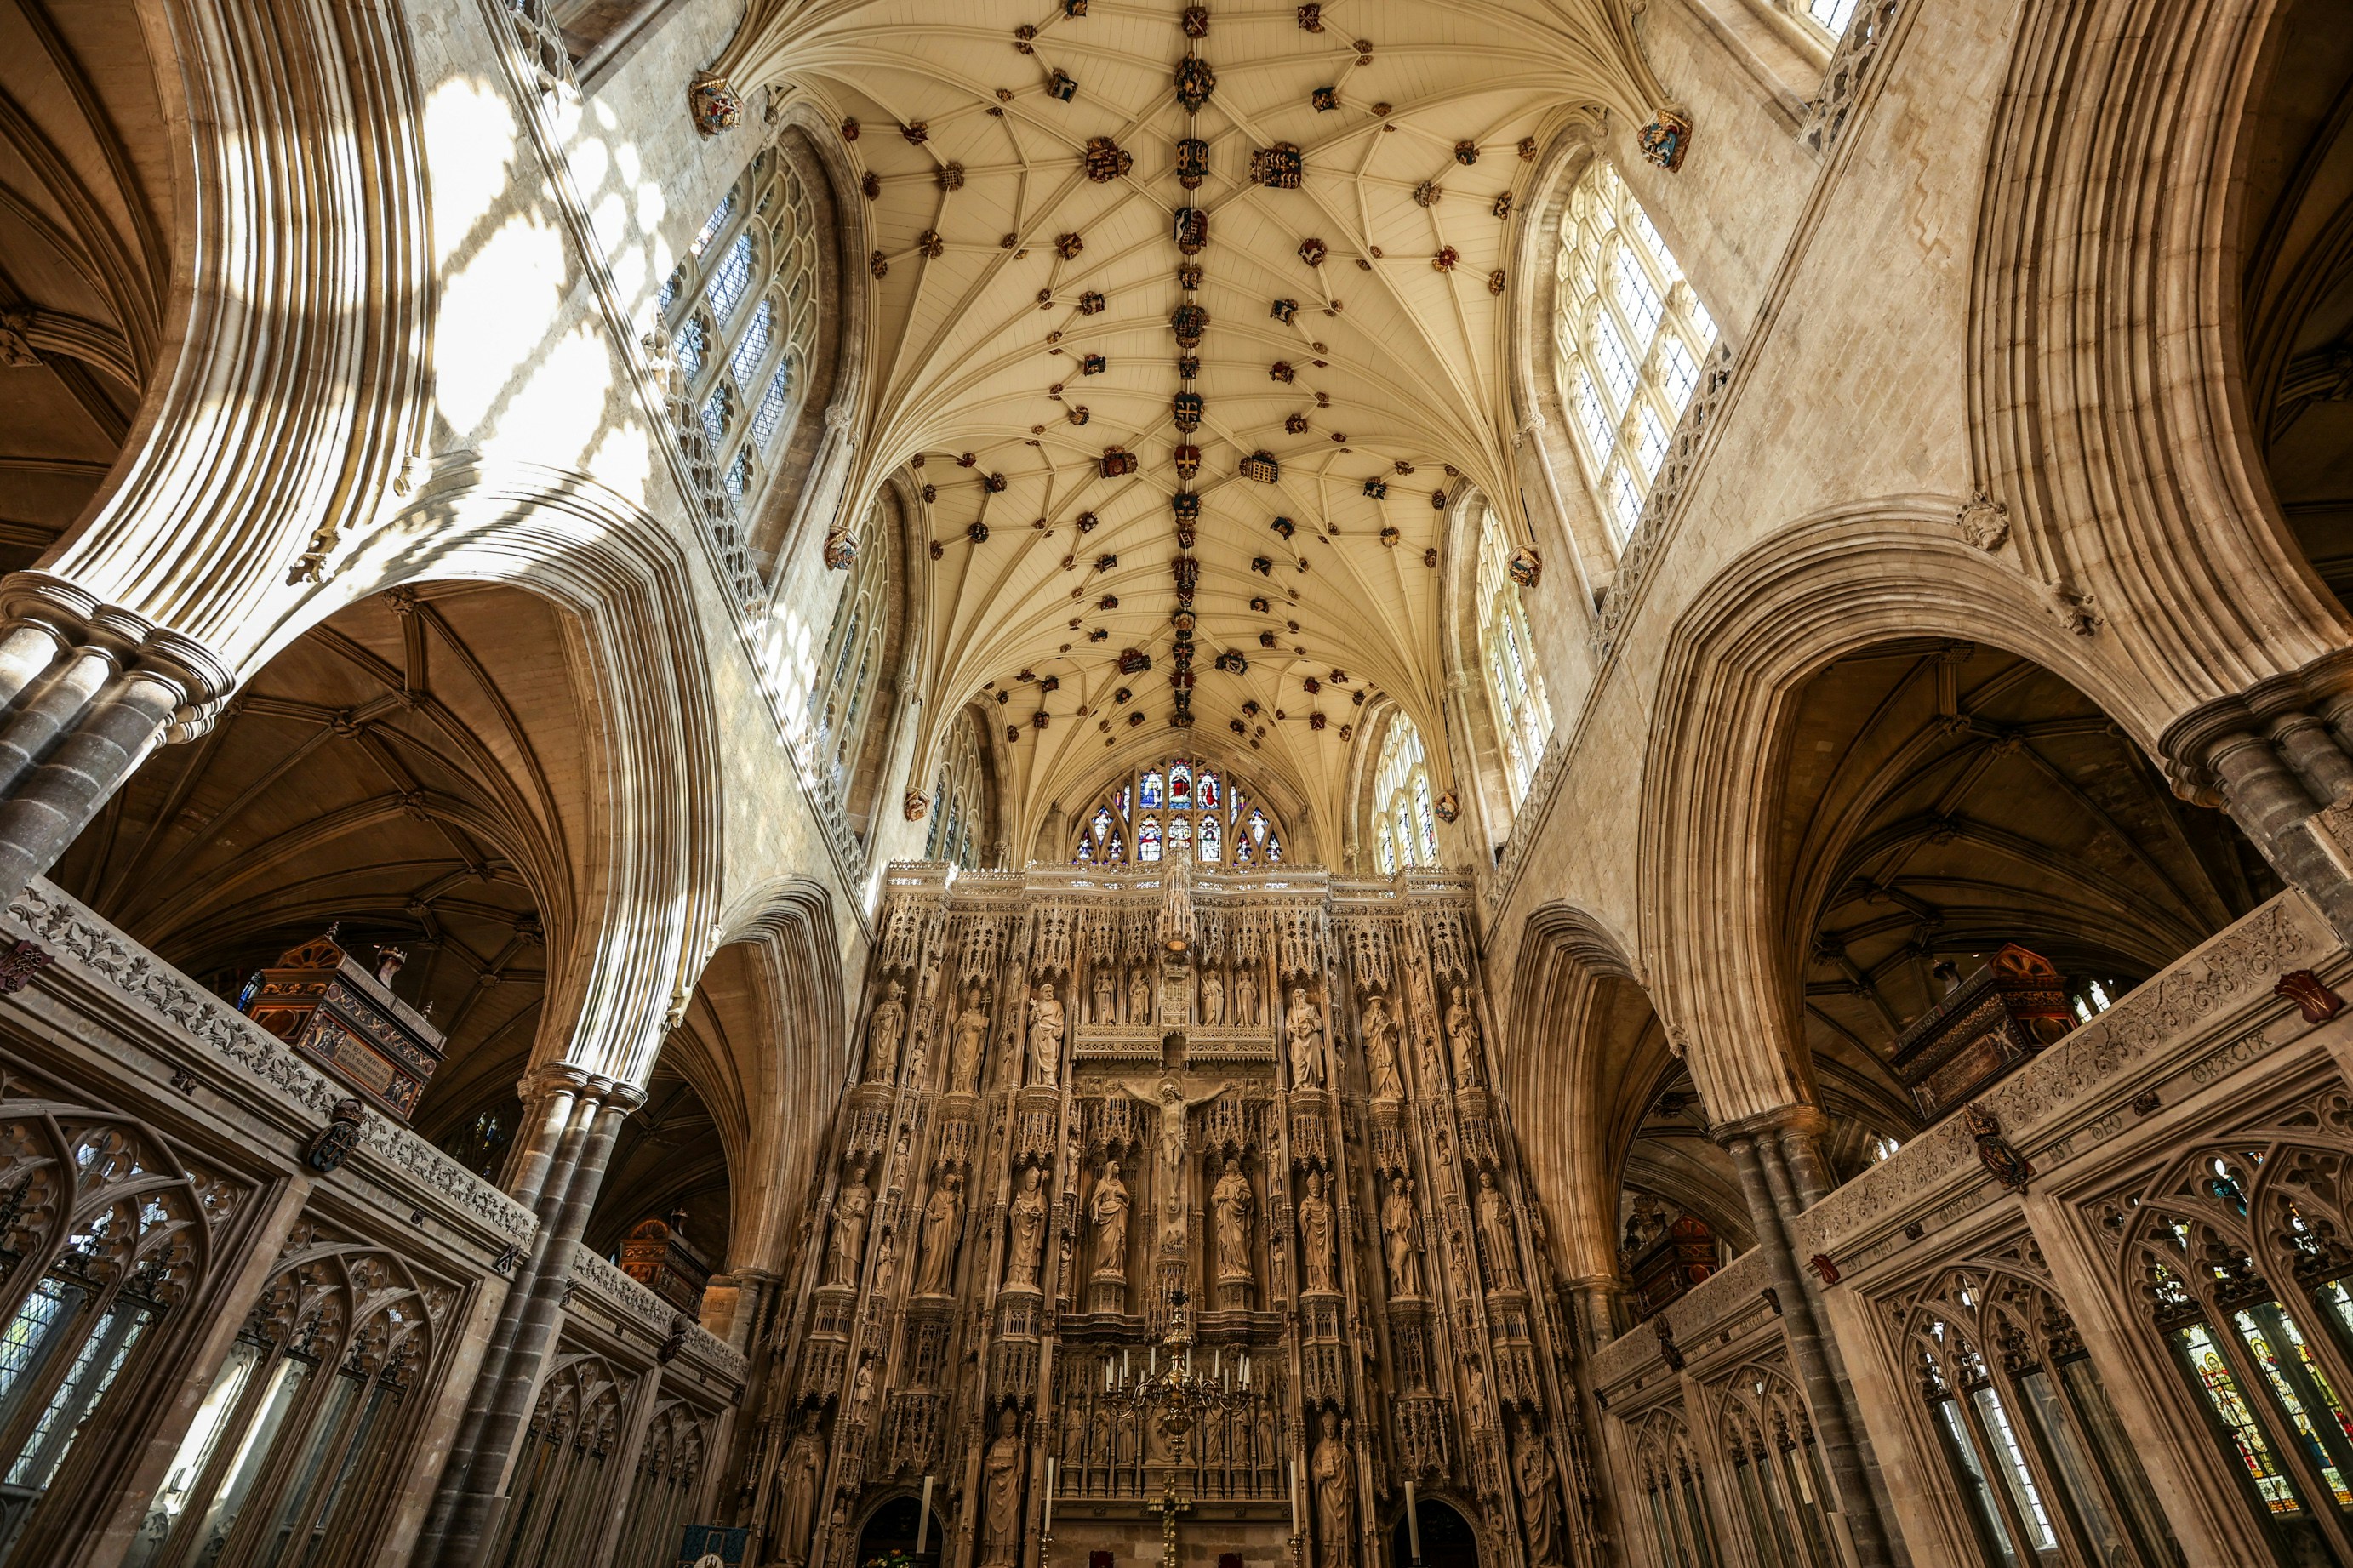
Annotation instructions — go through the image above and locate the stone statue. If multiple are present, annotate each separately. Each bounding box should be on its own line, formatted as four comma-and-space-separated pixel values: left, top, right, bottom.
1089, 1160, 1131, 1279
914, 1172, 964, 1295
826, 1161, 872, 1287
1362, 995, 1403, 1103
865, 980, 905, 1083
1297, 1168, 1336, 1292
776, 1411, 825, 1565
1235, 965, 1259, 1027
1381, 1174, 1423, 1297
1008, 1166, 1048, 1287
951, 986, 990, 1092
1312, 1408, 1352, 1568
1201, 967, 1225, 1027
1128, 964, 1151, 1025
981, 1407, 1025, 1568
1515, 1423, 1565, 1568
1287, 987, 1325, 1087
1158, 850, 1196, 951
1476, 1168, 1521, 1289
1093, 965, 1117, 1025
1446, 984, 1482, 1087
1212, 1155, 1254, 1281
1030, 982, 1065, 1086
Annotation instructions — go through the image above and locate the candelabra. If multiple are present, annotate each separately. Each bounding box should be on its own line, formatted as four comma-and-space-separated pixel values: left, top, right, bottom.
1105, 1290, 1255, 1463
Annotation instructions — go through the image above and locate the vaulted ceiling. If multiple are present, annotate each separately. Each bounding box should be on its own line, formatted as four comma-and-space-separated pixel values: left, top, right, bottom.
722, 0, 1665, 847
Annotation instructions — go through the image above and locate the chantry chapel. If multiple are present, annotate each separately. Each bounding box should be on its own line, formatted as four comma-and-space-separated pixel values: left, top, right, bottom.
0, 0, 2350, 1565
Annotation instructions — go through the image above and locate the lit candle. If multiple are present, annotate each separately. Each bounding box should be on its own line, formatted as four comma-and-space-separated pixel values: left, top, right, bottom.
1406, 1480, 1423, 1561
917, 1475, 934, 1554
1105, 1357, 1113, 1391
1123, 1348, 1131, 1383
1045, 1457, 1056, 1532
1242, 1353, 1251, 1388
1290, 1459, 1301, 1536
1151, 1345, 1157, 1376
1214, 1347, 1222, 1378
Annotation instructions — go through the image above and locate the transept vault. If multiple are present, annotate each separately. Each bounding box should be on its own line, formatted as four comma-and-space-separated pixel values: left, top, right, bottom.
3, 0, 2353, 1565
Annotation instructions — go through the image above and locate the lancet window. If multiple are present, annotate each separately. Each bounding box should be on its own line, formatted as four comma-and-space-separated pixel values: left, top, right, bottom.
1371, 717, 1439, 875
1634, 1411, 1724, 1568
118, 1223, 447, 1568
1895, 1263, 2176, 1567
2099, 1126, 2353, 1563
1551, 157, 1717, 541
1071, 759, 1284, 867
0, 1097, 241, 1562
1715, 1364, 1841, 1568
924, 711, 991, 869
658, 151, 821, 540
486, 1356, 625, 1567
1476, 502, 1553, 806
810, 501, 890, 793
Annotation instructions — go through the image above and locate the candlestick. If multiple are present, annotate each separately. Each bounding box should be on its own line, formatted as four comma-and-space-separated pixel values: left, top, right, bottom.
1045, 1457, 1056, 1531
917, 1474, 934, 1554
1290, 1458, 1300, 1535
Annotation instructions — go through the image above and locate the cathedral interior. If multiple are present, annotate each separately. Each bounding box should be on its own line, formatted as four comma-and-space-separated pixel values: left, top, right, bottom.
2, 0, 2352, 1564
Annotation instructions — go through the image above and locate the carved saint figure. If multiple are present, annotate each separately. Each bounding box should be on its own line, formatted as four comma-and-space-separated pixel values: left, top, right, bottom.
1287, 987, 1325, 1087
1129, 965, 1152, 1025
826, 1161, 873, 1287
1090, 1160, 1131, 1279
1093, 965, 1117, 1025
951, 986, 990, 1092
776, 1411, 825, 1565
981, 1407, 1026, 1567
1201, 967, 1225, 1027
1297, 1168, 1336, 1292
865, 979, 906, 1084
914, 1172, 964, 1295
1515, 1423, 1565, 1568
1381, 1174, 1423, 1297
1362, 995, 1404, 1103
1446, 984, 1483, 1088
1007, 1166, 1048, 1287
1212, 1155, 1255, 1281
1030, 982, 1065, 1086
1235, 966, 1259, 1027
1312, 1408, 1353, 1568
1158, 850, 1196, 950
1476, 1168, 1521, 1289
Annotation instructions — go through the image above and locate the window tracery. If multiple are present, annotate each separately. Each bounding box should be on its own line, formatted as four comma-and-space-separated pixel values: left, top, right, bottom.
1370, 717, 1440, 875
1475, 502, 1554, 807
1071, 759, 1284, 867
659, 151, 821, 547
811, 502, 891, 795
924, 711, 991, 869
1551, 158, 1717, 541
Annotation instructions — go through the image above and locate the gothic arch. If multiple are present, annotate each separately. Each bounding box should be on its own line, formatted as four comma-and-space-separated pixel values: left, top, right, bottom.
1636, 502, 2162, 1126
269, 459, 733, 1091
1967, 0, 2352, 717
25, 0, 432, 662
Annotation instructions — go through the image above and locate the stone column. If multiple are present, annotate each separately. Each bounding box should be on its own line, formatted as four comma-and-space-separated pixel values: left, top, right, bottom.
1718, 1113, 1898, 1568
415, 1066, 643, 1567
0, 578, 236, 897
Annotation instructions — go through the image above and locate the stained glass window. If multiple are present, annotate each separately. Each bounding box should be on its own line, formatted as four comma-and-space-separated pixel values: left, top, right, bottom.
2176, 1321, 2304, 1514
922, 708, 991, 869
2236, 1308, 2353, 1506
808, 500, 891, 795
1552, 157, 1717, 545
1069, 760, 1288, 866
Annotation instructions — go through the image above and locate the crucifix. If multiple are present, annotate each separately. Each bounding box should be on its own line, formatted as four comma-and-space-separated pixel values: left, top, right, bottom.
1149, 1474, 1191, 1568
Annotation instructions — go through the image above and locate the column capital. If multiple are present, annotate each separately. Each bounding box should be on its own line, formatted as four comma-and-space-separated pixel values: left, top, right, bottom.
515, 1061, 647, 1112
1709, 1102, 1830, 1148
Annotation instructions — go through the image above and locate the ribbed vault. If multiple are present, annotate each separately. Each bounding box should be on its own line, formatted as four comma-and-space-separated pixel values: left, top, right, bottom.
716, 0, 1667, 848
